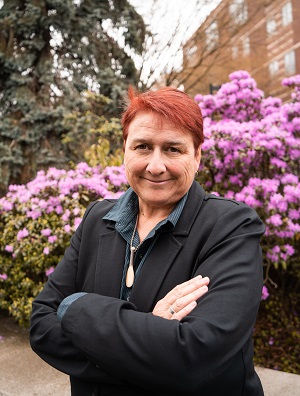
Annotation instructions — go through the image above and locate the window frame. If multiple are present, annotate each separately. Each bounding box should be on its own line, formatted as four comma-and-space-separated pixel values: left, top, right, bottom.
284, 50, 296, 75
205, 21, 219, 51
282, 1, 293, 26
229, 0, 248, 25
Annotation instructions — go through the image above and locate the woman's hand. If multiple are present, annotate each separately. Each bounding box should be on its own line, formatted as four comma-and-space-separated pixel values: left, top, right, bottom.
152, 275, 209, 321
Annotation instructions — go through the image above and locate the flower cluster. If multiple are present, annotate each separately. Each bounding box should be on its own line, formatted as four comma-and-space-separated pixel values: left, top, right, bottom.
282, 75, 300, 102
195, 70, 264, 121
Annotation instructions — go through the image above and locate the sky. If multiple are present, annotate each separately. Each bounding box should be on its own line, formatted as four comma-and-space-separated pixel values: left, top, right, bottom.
128, 0, 221, 85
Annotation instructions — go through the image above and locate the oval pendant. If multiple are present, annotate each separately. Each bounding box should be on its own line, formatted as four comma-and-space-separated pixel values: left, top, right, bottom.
126, 265, 135, 288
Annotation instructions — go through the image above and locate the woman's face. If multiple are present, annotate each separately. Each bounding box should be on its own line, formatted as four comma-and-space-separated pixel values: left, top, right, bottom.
124, 112, 201, 212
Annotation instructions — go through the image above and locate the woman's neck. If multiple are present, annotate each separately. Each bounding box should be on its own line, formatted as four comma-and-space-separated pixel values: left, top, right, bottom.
138, 202, 175, 222
136, 202, 175, 242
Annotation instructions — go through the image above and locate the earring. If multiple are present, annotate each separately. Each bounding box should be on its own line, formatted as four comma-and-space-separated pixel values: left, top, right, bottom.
195, 171, 199, 177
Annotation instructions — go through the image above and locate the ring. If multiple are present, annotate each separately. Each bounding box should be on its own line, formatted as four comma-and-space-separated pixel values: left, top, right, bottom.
169, 306, 176, 315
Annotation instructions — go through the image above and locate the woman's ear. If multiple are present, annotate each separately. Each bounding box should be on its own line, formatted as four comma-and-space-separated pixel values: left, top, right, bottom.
195, 146, 201, 170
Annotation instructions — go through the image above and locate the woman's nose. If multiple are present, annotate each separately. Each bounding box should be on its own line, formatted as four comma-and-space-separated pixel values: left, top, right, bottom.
146, 151, 166, 174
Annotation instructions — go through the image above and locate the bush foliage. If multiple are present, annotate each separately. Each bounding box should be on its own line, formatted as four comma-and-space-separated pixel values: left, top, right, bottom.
0, 71, 299, 371
0, 163, 127, 325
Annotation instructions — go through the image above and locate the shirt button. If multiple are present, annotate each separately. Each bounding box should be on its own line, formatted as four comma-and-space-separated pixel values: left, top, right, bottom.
139, 254, 143, 259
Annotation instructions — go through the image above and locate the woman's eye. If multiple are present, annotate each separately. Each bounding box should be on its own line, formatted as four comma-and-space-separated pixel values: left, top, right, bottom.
136, 144, 149, 150
167, 147, 180, 153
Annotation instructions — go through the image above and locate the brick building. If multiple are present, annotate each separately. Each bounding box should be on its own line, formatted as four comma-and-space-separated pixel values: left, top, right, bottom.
180, 0, 300, 101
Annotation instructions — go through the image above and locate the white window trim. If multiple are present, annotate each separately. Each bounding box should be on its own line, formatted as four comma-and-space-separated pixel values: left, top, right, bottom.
229, 0, 248, 25
284, 50, 296, 74
242, 36, 250, 56
266, 19, 277, 36
269, 60, 279, 75
206, 21, 219, 51
282, 1, 293, 26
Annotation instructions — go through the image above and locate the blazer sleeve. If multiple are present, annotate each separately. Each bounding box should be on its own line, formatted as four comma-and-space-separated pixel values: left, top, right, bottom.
54, 203, 265, 393
30, 202, 125, 385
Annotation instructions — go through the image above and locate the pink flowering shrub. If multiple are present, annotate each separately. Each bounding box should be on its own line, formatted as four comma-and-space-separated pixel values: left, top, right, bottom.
195, 71, 299, 276
0, 163, 128, 325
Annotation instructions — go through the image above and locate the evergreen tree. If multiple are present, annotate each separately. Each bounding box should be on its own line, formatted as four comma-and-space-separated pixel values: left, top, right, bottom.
0, 0, 145, 194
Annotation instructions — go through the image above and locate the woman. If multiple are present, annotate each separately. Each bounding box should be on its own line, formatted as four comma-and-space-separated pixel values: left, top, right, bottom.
30, 87, 265, 395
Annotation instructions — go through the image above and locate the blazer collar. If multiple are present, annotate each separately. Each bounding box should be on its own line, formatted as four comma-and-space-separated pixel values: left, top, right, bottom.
172, 180, 205, 236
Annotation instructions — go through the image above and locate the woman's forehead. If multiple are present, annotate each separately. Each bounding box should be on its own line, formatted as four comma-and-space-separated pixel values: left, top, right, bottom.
128, 111, 185, 133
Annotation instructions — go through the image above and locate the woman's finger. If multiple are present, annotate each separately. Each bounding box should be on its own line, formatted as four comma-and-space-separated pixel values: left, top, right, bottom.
166, 276, 210, 306
170, 300, 197, 321
152, 276, 209, 319
172, 284, 209, 313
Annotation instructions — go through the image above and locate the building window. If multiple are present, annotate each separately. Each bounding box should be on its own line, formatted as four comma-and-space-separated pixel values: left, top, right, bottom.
269, 60, 279, 75
186, 45, 197, 59
282, 1, 293, 26
242, 36, 250, 56
266, 19, 277, 36
206, 21, 219, 51
232, 45, 239, 58
284, 50, 296, 74
229, 0, 248, 25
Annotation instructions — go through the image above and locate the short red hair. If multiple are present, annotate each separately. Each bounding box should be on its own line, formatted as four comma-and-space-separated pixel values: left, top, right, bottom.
121, 86, 204, 150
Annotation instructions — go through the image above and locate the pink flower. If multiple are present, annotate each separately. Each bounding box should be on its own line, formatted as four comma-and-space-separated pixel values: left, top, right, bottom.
17, 228, 29, 240
43, 247, 50, 255
62, 209, 70, 222
64, 224, 71, 233
0, 274, 8, 280
41, 228, 52, 237
73, 207, 81, 216
55, 205, 63, 215
267, 214, 282, 227
74, 217, 82, 230
5, 245, 13, 253
27, 210, 42, 219
48, 235, 57, 244
289, 209, 300, 220
41, 228, 52, 236
284, 244, 295, 256
45, 267, 55, 276
0, 199, 13, 211
272, 246, 280, 253
261, 285, 269, 301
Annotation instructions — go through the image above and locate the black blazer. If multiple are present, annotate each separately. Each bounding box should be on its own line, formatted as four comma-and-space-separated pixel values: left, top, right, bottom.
30, 181, 265, 396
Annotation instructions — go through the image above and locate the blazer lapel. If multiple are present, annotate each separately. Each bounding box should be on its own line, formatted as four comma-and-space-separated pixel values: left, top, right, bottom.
129, 233, 183, 312
94, 227, 126, 297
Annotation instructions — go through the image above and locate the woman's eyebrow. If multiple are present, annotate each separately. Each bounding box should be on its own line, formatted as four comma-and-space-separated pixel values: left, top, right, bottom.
130, 138, 186, 145
163, 140, 186, 146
